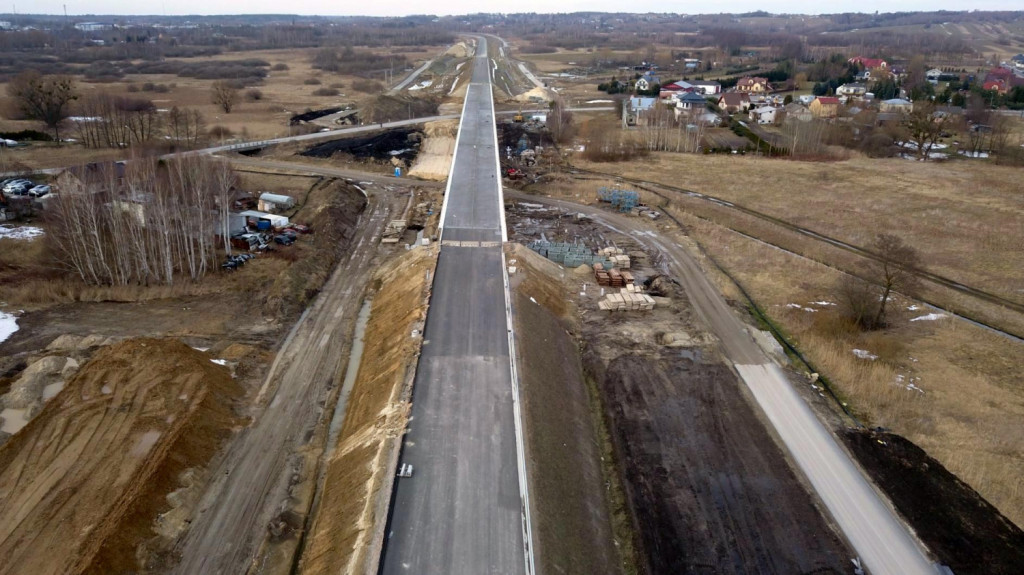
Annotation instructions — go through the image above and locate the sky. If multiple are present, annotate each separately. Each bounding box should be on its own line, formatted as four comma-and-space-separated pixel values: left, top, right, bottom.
16, 1, 1024, 18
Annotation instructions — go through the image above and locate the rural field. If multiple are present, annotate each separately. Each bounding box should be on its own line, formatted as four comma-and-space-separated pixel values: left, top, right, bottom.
536, 151, 1024, 531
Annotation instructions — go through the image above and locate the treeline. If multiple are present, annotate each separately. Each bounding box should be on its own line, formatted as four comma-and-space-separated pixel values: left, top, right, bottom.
48, 156, 235, 286
72, 93, 205, 149
312, 47, 406, 76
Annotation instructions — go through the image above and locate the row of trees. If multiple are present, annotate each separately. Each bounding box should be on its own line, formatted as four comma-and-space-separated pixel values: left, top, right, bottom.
48, 156, 236, 286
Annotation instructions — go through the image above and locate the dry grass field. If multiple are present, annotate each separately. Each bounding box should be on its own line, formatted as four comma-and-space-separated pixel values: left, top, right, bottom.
532, 150, 1024, 527
662, 205, 1024, 529
0, 45, 445, 171
576, 153, 1024, 306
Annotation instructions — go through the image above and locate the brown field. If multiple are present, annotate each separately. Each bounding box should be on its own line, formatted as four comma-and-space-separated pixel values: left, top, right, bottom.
629, 182, 1024, 529
0, 45, 446, 171
575, 152, 1024, 308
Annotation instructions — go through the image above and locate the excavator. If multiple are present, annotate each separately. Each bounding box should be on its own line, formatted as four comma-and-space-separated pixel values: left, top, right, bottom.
512, 107, 524, 123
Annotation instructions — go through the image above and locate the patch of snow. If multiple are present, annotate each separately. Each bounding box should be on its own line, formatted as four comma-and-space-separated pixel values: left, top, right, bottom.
42, 381, 64, 401
408, 80, 433, 91
131, 430, 162, 457
586, 99, 614, 103
67, 116, 103, 122
0, 311, 18, 344
907, 305, 921, 311
191, 346, 209, 352
101, 385, 112, 395
852, 349, 878, 360
910, 313, 947, 322
0, 225, 44, 241
529, 297, 537, 304
810, 301, 836, 306
0, 408, 29, 434
210, 359, 228, 366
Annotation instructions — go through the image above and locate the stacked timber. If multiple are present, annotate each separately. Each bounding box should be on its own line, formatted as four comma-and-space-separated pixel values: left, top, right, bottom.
598, 287, 656, 312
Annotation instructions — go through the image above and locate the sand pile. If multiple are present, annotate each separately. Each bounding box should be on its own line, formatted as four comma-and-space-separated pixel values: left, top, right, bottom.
408, 120, 459, 181
0, 338, 242, 575
515, 86, 556, 103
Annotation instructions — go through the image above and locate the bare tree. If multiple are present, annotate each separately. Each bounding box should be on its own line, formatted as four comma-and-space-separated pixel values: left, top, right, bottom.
902, 101, 943, 160
211, 81, 240, 114
166, 106, 206, 149
839, 233, 921, 330
7, 71, 78, 143
547, 97, 574, 144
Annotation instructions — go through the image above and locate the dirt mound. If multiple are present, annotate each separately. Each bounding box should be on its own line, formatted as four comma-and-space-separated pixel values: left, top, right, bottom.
299, 247, 436, 575
514, 86, 555, 103
843, 429, 1024, 574
444, 41, 470, 59
299, 129, 422, 163
408, 120, 457, 181
0, 338, 243, 575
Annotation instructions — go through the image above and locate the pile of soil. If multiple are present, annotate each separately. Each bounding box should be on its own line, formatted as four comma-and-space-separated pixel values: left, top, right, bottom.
842, 429, 1024, 574
299, 128, 422, 163
0, 338, 244, 575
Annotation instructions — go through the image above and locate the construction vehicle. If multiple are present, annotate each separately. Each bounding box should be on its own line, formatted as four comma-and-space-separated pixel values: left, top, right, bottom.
513, 107, 524, 123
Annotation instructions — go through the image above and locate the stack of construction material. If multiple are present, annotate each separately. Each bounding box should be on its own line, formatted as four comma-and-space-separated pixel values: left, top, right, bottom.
598, 247, 631, 269
598, 287, 656, 311
609, 269, 625, 288
594, 263, 611, 286
621, 271, 634, 285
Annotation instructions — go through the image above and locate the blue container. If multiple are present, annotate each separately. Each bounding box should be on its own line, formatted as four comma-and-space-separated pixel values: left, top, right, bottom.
257, 220, 271, 231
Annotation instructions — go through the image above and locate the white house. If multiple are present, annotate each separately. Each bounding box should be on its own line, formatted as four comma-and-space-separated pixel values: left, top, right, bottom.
691, 81, 721, 95
749, 105, 779, 125
926, 68, 943, 84
836, 83, 868, 97
74, 22, 114, 32
635, 72, 660, 92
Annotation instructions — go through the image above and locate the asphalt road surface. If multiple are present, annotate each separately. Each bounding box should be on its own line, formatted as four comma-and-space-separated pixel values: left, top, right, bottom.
507, 192, 940, 575
380, 38, 530, 575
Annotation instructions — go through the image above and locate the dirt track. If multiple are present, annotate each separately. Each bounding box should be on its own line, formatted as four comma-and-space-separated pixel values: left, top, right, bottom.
168, 183, 388, 574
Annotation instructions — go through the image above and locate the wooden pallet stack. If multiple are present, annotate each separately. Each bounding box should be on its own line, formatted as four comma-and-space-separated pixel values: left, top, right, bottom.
598, 287, 656, 312
594, 262, 611, 286
598, 247, 631, 270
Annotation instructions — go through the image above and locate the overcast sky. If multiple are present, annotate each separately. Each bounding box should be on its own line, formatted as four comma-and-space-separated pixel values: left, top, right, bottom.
19, 2, 1024, 17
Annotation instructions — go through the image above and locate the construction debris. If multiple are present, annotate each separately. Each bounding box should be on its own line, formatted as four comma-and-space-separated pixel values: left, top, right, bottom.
381, 220, 407, 244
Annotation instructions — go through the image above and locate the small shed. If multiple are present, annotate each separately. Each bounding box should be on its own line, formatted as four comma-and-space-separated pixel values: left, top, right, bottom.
258, 192, 295, 213
239, 210, 289, 230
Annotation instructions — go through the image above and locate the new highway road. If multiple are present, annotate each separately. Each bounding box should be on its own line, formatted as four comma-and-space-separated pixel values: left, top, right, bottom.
380, 37, 531, 574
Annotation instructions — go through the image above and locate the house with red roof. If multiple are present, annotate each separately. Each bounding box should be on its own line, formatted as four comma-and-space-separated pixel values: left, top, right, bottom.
848, 57, 888, 69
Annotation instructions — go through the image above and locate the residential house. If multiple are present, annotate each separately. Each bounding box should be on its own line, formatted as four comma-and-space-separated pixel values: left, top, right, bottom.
809, 96, 840, 118
1012, 54, 1024, 70
683, 58, 701, 71
748, 93, 770, 107
635, 72, 660, 92
674, 91, 708, 111
798, 94, 816, 105
879, 98, 913, 113
848, 57, 888, 70
691, 81, 721, 95
735, 76, 770, 93
749, 105, 779, 125
659, 81, 692, 99
926, 68, 943, 84
836, 83, 868, 97
783, 102, 812, 123
716, 92, 750, 114
624, 96, 658, 126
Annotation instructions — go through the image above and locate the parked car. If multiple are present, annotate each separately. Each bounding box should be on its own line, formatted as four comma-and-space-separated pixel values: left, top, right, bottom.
3, 179, 33, 194
274, 235, 294, 245
28, 185, 51, 197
